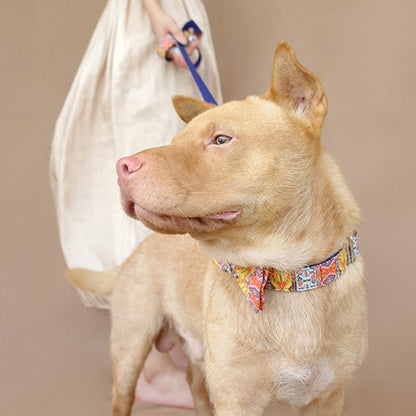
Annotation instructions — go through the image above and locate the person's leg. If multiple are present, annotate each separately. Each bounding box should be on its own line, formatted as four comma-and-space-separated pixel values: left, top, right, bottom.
135, 346, 194, 409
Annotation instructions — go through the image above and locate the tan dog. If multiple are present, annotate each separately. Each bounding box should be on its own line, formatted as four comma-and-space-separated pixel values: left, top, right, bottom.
67, 42, 368, 415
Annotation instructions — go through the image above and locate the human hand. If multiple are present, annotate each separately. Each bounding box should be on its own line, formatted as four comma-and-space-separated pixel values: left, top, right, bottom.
142, 0, 187, 44
152, 12, 188, 44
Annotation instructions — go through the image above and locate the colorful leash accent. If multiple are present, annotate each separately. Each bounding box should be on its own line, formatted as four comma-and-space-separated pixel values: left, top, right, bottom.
157, 20, 218, 105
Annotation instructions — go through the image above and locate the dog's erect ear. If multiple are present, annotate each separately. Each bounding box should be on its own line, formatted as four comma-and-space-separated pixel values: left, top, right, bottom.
172, 95, 215, 123
264, 41, 328, 129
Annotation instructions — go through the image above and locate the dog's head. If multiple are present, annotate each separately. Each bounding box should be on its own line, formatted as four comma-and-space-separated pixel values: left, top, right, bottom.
117, 42, 329, 244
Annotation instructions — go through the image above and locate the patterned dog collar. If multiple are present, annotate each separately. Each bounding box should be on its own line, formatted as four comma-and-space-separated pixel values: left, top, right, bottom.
213, 233, 359, 313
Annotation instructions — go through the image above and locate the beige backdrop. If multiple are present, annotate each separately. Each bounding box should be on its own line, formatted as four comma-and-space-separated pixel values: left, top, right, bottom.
1, 0, 415, 415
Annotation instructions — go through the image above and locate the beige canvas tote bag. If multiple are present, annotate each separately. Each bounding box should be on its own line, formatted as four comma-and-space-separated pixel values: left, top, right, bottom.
50, 0, 222, 307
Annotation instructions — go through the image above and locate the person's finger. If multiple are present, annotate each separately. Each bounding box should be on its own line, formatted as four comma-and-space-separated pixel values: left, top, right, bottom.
168, 22, 187, 44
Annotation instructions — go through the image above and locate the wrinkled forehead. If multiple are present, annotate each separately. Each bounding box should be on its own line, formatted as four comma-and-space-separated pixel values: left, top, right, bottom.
172, 96, 292, 143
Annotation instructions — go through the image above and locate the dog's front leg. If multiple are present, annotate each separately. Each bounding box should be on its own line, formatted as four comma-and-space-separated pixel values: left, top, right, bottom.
204, 330, 274, 415
299, 384, 346, 416
206, 357, 274, 415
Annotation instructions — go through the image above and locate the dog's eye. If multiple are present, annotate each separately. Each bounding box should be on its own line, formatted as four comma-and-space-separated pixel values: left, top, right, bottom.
213, 135, 232, 146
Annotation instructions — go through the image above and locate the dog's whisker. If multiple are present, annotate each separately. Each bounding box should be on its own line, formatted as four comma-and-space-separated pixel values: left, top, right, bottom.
175, 206, 195, 228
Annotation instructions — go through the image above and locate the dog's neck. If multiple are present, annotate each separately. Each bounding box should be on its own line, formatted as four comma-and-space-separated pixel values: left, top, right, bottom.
199, 150, 361, 271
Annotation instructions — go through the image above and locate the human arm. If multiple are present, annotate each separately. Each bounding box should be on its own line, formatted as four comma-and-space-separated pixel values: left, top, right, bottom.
141, 0, 187, 43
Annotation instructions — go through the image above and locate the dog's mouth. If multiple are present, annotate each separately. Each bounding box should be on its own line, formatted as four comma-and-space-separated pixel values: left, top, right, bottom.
125, 201, 241, 234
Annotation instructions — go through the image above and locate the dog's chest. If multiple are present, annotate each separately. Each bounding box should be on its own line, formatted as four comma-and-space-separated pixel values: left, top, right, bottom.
270, 356, 334, 406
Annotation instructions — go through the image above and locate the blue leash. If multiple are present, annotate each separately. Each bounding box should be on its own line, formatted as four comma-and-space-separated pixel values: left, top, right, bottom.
176, 42, 218, 105
176, 21, 218, 106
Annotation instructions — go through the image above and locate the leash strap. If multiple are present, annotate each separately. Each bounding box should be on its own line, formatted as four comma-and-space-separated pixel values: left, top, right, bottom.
176, 40, 218, 105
